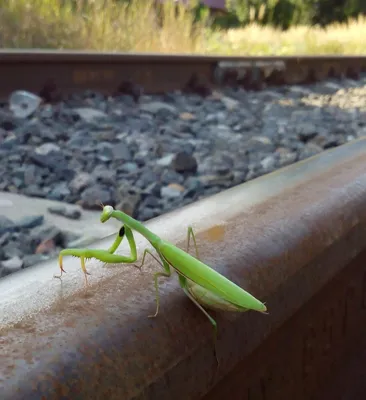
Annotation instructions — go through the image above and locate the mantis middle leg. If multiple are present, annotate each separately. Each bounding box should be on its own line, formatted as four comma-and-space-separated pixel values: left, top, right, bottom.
133, 248, 172, 318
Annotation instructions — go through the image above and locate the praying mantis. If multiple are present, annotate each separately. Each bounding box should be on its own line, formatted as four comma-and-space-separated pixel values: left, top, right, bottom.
55, 205, 267, 362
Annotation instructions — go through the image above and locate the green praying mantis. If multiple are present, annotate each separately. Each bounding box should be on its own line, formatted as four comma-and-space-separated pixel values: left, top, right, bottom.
55, 205, 267, 362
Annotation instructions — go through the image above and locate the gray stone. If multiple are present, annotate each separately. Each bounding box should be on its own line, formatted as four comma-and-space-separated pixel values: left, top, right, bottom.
1, 256, 23, 277
23, 254, 48, 268
35, 143, 61, 155
47, 206, 82, 220
0, 216, 15, 234
69, 172, 94, 193
172, 151, 198, 174
48, 183, 71, 201
17, 215, 44, 229
74, 108, 108, 122
80, 185, 115, 210
140, 101, 177, 115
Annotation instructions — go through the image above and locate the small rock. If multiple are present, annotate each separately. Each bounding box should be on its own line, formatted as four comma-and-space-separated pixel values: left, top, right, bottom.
112, 142, 133, 161
23, 164, 38, 185
116, 183, 142, 216
95, 129, 116, 142
69, 172, 94, 193
139, 195, 160, 209
179, 112, 196, 120
199, 173, 233, 187
36, 239, 56, 254
184, 177, 203, 197
161, 183, 185, 199
0, 232, 11, 246
92, 165, 116, 185
96, 142, 114, 162
63, 231, 81, 247
296, 123, 318, 142
29, 149, 67, 171
0, 109, 19, 130
117, 162, 139, 174
48, 182, 71, 201
74, 108, 108, 122
23, 185, 47, 198
220, 96, 239, 110
135, 169, 160, 189
0, 134, 19, 150
139, 207, 160, 221
28, 225, 65, 249
160, 169, 184, 185
156, 154, 175, 167
260, 155, 276, 172
9, 90, 42, 118
140, 101, 177, 115
35, 143, 61, 155
323, 136, 342, 149
247, 136, 275, 152
23, 254, 48, 268
0, 216, 15, 234
275, 147, 297, 167
1, 256, 23, 276
3, 243, 24, 259
17, 215, 44, 230
172, 151, 198, 174
47, 206, 82, 220
79, 185, 115, 210
298, 143, 323, 160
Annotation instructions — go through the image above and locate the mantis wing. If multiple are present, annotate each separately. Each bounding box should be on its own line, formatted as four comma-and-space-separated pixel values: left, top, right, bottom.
159, 241, 266, 312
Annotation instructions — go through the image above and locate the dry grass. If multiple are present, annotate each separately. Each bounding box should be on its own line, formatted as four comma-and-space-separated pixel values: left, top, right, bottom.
0, 0, 208, 53
1, 0, 366, 55
212, 16, 366, 55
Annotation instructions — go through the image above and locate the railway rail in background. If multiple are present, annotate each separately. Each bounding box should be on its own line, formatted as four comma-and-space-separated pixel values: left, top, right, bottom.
1, 50, 366, 100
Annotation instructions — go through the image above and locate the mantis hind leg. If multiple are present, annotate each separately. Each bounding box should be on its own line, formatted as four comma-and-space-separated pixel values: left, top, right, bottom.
178, 274, 219, 367
186, 226, 200, 260
134, 248, 172, 318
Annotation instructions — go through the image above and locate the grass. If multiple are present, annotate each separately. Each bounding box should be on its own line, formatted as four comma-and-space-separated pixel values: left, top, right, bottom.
1, 0, 366, 55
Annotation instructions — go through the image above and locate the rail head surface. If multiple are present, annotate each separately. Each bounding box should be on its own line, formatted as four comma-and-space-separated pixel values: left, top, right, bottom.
1, 50, 366, 98
2, 137, 366, 399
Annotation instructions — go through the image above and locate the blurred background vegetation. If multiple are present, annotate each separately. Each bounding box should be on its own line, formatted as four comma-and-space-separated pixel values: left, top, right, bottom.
206, 0, 366, 30
1, 0, 365, 54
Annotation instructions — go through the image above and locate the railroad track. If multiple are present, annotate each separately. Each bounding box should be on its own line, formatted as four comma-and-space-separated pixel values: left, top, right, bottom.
1, 51, 366, 399
1, 50, 366, 99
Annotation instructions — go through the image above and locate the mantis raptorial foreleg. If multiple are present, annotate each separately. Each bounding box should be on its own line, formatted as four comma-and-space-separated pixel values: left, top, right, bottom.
54, 225, 139, 286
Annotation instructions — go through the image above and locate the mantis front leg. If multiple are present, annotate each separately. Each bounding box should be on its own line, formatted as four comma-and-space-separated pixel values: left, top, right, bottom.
55, 225, 139, 286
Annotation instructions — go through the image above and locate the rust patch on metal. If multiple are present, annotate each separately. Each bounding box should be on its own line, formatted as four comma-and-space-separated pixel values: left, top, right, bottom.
200, 224, 226, 244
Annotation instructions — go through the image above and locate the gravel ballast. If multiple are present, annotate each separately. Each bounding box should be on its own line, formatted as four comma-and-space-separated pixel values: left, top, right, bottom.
1, 76, 366, 277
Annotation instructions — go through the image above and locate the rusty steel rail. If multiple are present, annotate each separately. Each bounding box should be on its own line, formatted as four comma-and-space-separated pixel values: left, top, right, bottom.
1, 50, 366, 100
2, 137, 366, 398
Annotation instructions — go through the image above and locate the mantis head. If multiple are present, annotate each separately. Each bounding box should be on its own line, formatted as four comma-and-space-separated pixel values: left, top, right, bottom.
100, 205, 114, 223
